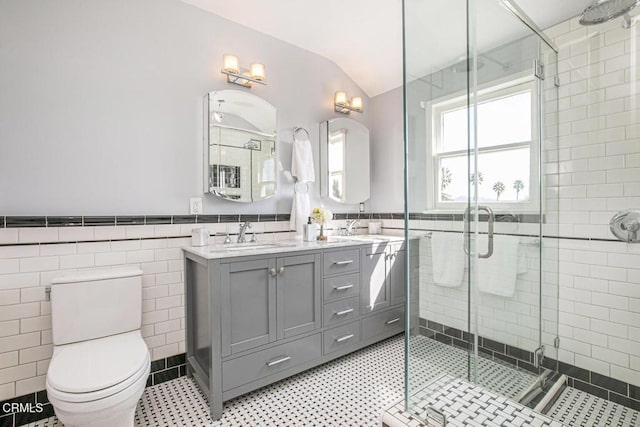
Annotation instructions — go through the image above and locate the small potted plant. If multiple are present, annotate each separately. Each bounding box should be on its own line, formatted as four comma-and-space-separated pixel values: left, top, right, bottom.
311, 207, 333, 241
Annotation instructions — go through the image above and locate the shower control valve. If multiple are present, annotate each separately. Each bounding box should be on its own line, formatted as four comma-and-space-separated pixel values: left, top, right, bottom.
610, 209, 640, 243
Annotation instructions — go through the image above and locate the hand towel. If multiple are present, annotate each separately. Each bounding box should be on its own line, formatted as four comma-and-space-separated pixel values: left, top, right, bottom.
476, 235, 527, 297
289, 183, 311, 234
291, 133, 315, 183
430, 232, 465, 288
290, 130, 315, 234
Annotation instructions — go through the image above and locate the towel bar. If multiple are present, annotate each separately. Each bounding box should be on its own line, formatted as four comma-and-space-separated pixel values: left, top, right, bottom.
293, 126, 310, 140
423, 232, 540, 247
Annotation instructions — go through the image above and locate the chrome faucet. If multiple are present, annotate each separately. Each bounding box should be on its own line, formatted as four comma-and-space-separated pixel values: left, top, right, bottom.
346, 219, 360, 236
237, 221, 252, 243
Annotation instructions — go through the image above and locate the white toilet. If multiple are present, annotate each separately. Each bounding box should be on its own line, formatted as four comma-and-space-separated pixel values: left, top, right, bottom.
46, 268, 150, 427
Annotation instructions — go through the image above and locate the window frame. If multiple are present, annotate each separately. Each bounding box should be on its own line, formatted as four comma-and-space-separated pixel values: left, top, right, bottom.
426, 73, 540, 212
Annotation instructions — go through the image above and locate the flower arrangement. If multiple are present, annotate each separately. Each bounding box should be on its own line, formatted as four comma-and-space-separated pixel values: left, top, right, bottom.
311, 207, 333, 225
310, 207, 333, 240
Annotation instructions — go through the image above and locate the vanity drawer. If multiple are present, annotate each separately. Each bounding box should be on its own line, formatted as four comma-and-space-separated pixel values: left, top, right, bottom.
323, 273, 360, 301
361, 307, 405, 341
323, 249, 360, 276
323, 296, 360, 327
323, 321, 361, 355
222, 333, 321, 391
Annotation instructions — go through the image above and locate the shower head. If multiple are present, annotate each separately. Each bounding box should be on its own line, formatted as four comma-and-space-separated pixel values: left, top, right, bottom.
579, 0, 639, 27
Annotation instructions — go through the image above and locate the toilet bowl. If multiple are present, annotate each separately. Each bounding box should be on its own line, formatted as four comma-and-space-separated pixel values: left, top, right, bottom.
46, 268, 150, 427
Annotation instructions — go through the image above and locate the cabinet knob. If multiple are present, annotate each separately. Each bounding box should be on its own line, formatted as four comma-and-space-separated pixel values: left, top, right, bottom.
269, 268, 277, 277
278, 267, 285, 275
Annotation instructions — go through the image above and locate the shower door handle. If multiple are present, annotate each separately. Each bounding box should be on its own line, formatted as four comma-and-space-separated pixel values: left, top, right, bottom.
463, 206, 495, 259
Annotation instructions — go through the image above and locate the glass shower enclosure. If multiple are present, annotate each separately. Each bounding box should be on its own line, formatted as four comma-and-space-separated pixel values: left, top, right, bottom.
403, 0, 560, 422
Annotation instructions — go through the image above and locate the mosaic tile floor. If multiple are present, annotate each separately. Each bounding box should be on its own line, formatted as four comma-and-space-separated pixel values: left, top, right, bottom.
24, 335, 628, 427
384, 375, 565, 427
547, 386, 639, 427
407, 335, 537, 400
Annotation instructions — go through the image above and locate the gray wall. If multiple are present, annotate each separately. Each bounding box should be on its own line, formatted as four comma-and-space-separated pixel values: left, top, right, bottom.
0, 0, 369, 215
369, 87, 404, 212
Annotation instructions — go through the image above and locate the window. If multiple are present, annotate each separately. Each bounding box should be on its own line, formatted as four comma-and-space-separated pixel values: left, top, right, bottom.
430, 78, 538, 210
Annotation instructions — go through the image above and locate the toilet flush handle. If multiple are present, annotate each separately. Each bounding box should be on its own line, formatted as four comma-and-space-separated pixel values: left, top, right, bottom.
45, 286, 51, 301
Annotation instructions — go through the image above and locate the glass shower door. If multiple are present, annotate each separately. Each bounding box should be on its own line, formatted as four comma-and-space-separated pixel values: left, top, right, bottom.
404, 0, 559, 423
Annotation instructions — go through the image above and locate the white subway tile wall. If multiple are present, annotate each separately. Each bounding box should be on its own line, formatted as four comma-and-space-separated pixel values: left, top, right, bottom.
401, 12, 640, 393
408, 224, 559, 361
0, 222, 297, 401
544, 14, 640, 388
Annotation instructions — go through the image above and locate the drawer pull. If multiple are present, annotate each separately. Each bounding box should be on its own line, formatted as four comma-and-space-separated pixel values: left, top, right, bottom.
333, 283, 354, 291
266, 356, 292, 367
386, 317, 401, 325
335, 308, 354, 316
335, 334, 355, 343
333, 260, 354, 265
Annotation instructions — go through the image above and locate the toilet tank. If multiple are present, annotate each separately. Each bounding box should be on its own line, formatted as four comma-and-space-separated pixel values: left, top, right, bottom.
50, 268, 143, 345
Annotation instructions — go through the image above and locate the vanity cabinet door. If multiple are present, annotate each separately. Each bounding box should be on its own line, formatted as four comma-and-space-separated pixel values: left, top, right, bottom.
360, 247, 391, 314
276, 254, 322, 340
389, 246, 405, 306
221, 259, 277, 356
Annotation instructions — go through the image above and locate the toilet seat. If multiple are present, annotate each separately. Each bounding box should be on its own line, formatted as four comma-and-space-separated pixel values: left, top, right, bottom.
47, 330, 149, 403
47, 353, 150, 403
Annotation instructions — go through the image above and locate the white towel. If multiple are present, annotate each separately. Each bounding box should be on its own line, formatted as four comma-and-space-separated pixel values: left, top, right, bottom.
430, 232, 465, 288
476, 235, 527, 297
291, 134, 315, 183
290, 130, 315, 234
289, 186, 310, 233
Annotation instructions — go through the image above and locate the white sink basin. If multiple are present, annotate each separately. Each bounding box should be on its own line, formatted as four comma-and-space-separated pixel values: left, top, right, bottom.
210, 243, 296, 253
339, 235, 401, 242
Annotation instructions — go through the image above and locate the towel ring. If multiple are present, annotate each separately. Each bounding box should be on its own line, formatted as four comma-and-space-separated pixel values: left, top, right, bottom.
293, 126, 310, 141
294, 181, 309, 194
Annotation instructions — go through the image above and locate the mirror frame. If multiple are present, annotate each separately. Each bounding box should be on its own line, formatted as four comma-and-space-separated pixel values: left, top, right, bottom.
204, 90, 277, 203
319, 117, 371, 204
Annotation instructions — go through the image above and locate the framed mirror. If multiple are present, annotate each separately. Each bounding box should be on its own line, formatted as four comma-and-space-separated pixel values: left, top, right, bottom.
319, 118, 370, 204
205, 90, 277, 202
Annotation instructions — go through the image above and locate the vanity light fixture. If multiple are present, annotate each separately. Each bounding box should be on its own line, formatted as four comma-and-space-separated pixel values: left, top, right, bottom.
221, 54, 266, 88
334, 91, 363, 114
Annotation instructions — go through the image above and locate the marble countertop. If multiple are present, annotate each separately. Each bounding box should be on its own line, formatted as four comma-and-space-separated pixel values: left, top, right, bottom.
183, 233, 407, 260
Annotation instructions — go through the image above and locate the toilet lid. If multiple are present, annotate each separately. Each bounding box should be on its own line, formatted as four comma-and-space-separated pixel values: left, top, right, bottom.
47, 331, 149, 394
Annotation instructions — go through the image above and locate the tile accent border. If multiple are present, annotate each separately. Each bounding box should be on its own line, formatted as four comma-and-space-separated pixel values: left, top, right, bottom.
0, 214, 293, 228
0, 211, 548, 229
419, 318, 640, 412
418, 319, 538, 374
0, 353, 187, 427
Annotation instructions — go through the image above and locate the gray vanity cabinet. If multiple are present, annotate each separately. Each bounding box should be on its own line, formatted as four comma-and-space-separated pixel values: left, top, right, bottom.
361, 242, 405, 314
389, 246, 405, 306
184, 240, 408, 421
276, 254, 322, 340
361, 248, 390, 314
220, 254, 321, 356
220, 259, 277, 356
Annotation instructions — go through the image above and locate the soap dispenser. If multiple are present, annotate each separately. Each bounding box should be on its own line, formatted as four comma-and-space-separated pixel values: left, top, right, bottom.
303, 217, 317, 242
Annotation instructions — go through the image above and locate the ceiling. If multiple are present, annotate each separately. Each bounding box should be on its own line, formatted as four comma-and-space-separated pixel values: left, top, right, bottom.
181, 0, 592, 97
